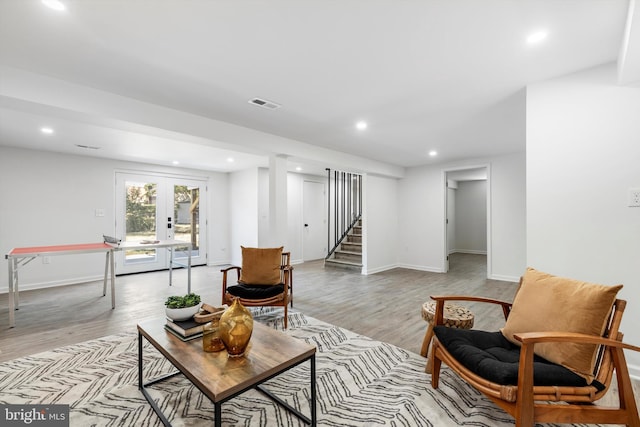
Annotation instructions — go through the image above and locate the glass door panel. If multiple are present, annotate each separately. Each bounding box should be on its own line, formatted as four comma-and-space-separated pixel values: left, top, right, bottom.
115, 172, 207, 275
173, 183, 201, 260
125, 180, 158, 265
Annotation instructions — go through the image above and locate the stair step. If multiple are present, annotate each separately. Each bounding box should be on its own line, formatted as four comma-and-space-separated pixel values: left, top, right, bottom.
335, 249, 361, 256
347, 235, 362, 243
334, 250, 362, 262
340, 242, 362, 253
325, 258, 362, 271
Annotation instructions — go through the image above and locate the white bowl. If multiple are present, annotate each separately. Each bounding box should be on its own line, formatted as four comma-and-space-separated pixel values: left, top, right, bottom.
165, 303, 201, 321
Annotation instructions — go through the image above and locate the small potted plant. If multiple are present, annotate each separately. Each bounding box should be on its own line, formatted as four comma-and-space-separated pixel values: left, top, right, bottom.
164, 293, 202, 321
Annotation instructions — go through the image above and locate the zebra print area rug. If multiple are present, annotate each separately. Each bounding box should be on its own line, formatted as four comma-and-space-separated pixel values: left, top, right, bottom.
0, 311, 602, 426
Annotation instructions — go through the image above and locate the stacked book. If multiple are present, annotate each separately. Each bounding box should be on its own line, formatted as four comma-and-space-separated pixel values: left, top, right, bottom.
165, 304, 227, 341
165, 317, 204, 341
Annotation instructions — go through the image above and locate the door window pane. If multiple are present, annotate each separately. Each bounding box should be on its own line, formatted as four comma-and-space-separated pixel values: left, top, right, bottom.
174, 185, 199, 257
125, 181, 157, 263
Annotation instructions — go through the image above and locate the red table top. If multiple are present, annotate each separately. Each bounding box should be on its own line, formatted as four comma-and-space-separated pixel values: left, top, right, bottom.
8, 242, 113, 257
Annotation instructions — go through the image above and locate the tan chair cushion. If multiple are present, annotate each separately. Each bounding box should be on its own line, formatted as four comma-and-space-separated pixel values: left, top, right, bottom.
239, 246, 283, 285
501, 267, 622, 383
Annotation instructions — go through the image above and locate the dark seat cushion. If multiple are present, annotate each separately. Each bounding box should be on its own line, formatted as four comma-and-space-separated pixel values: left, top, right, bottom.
434, 326, 604, 390
226, 283, 285, 299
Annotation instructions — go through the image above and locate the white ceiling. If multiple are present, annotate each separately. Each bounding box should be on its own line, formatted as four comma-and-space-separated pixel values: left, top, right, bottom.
1, 0, 638, 177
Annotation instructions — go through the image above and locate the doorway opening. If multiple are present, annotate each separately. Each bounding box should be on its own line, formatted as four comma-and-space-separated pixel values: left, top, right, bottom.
443, 165, 490, 277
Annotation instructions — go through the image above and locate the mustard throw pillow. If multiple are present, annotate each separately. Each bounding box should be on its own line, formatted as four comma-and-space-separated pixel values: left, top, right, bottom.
501, 267, 622, 383
239, 246, 283, 285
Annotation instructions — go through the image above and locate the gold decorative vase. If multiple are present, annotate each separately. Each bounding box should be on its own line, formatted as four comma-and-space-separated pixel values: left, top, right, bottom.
202, 318, 225, 353
219, 298, 254, 357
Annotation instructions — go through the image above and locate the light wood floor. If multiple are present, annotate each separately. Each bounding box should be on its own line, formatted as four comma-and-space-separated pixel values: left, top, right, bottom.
2, 252, 638, 408
0, 253, 513, 362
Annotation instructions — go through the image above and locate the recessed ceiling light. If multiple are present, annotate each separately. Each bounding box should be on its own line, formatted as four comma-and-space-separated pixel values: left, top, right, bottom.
226, 157, 234, 163
295, 166, 302, 172
42, 0, 66, 11
526, 30, 548, 45
429, 150, 438, 157
172, 160, 180, 165
40, 127, 54, 134
356, 121, 368, 130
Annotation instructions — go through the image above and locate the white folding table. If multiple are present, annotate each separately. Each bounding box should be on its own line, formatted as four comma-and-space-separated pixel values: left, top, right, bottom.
5, 239, 191, 327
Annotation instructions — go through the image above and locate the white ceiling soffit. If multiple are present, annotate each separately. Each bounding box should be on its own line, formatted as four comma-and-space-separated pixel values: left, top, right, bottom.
0, 0, 635, 176
447, 168, 488, 182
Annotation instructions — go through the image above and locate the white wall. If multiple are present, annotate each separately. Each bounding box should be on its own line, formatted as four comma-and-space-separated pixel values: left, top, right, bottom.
206, 172, 229, 266
0, 146, 227, 291
526, 63, 640, 374
454, 180, 487, 254
398, 153, 526, 281
397, 165, 444, 271
257, 168, 270, 247
231, 169, 324, 266
362, 174, 399, 274
228, 168, 259, 265
490, 152, 527, 280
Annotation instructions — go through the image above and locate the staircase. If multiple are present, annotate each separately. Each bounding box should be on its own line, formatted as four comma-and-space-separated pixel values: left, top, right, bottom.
324, 168, 363, 271
325, 219, 362, 270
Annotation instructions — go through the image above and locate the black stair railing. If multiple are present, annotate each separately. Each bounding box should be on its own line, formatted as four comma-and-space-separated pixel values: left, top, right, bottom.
326, 168, 362, 259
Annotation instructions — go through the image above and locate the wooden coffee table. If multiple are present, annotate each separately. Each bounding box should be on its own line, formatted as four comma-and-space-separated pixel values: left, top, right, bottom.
137, 319, 317, 426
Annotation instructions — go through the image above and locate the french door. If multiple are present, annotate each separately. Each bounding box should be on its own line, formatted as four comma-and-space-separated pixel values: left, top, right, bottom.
115, 172, 207, 274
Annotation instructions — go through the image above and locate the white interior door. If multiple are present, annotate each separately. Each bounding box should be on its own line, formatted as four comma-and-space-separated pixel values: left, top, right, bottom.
303, 180, 327, 261
115, 172, 207, 274
445, 184, 456, 272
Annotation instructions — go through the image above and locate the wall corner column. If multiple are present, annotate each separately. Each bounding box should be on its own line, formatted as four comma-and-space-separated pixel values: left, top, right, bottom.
268, 154, 288, 248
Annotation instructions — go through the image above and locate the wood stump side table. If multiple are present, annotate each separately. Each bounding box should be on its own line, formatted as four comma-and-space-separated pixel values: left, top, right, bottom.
420, 301, 474, 373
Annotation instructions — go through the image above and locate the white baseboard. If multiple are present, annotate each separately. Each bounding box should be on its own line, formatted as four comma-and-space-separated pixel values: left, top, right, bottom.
396, 263, 444, 273
207, 258, 231, 267
0, 275, 104, 294
363, 263, 399, 275
628, 363, 640, 382
488, 273, 520, 283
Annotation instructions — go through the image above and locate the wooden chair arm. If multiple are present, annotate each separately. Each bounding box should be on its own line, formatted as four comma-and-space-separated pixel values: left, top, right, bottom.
220, 266, 241, 294
513, 329, 640, 420
430, 294, 513, 321
513, 331, 640, 353
430, 294, 513, 306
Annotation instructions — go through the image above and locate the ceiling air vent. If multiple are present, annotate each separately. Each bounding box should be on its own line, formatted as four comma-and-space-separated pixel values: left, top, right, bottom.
249, 98, 281, 110
75, 144, 101, 150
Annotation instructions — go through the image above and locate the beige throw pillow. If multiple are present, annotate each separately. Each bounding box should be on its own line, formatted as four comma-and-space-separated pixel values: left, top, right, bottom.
239, 246, 283, 285
501, 267, 622, 383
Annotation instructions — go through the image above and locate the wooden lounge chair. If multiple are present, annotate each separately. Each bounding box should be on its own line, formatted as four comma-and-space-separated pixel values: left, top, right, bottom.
429, 267, 640, 427
221, 246, 293, 328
